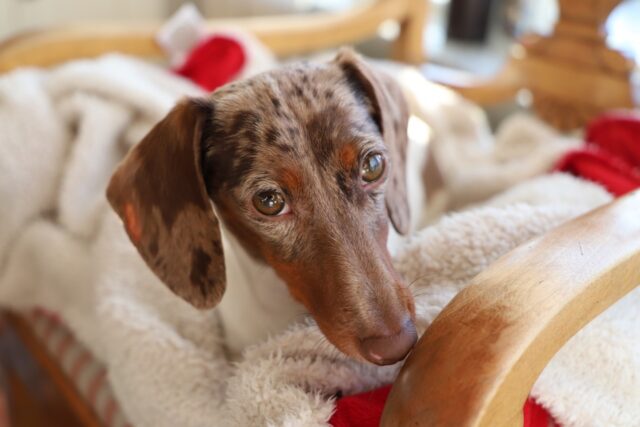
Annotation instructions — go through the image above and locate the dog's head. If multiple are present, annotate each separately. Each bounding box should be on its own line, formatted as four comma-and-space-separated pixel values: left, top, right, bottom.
107, 49, 416, 365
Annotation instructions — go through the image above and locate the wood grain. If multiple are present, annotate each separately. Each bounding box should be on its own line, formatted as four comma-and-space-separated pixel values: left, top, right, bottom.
381, 190, 640, 427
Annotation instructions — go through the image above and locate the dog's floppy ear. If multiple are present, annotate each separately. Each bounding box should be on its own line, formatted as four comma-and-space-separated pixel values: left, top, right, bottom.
106, 98, 225, 309
334, 48, 411, 234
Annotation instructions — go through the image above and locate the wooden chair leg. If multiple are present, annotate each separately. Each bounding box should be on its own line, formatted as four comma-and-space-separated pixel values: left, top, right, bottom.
392, 0, 428, 64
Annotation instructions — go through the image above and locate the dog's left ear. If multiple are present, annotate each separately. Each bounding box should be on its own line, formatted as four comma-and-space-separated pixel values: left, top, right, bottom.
106, 99, 226, 309
334, 48, 410, 234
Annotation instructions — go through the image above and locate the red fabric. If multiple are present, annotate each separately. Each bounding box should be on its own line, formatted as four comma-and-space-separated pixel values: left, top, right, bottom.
330, 386, 392, 427
174, 35, 246, 91
329, 388, 555, 427
524, 398, 557, 427
555, 113, 640, 196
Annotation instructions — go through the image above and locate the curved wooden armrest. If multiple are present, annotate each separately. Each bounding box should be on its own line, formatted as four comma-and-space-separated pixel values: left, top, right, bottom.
382, 190, 640, 427
0, 0, 427, 73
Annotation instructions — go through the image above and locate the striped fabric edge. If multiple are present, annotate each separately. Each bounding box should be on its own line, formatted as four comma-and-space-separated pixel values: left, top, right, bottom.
25, 308, 132, 427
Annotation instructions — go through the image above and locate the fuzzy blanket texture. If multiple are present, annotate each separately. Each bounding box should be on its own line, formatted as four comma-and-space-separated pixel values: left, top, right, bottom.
0, 49, 638, 427
334, 110, 640, 427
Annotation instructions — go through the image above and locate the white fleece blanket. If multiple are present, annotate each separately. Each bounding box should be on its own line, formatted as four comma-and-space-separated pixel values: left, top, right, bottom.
0, 53, 638, 427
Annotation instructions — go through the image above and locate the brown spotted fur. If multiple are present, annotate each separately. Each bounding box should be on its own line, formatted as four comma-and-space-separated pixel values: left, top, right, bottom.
107, 48, 414, 361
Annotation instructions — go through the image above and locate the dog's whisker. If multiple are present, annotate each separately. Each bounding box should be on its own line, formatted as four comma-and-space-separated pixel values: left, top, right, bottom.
412, 290, 431, 298
293, 312, 312, 323
411, 285, 438, 298
404, 272, 432, 291
309, 335, 330, 356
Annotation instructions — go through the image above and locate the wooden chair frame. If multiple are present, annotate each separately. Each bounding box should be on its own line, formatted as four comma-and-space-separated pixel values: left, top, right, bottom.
1, 0, 639, 426
424, 0, 637, 130
0, 0, 427, 71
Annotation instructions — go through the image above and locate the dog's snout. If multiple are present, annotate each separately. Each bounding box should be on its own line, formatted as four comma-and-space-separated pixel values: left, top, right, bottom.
359, 317, 417, 365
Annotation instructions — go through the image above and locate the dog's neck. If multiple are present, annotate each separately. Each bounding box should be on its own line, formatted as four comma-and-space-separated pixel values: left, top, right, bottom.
216, 222, 306, 357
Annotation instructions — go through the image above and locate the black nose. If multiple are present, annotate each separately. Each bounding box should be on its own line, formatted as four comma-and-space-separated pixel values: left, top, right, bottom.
359, 317, 417, 365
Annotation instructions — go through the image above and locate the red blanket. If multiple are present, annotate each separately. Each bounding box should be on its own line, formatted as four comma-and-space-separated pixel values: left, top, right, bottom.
556, 113, 640, 196
330, 112, 640, 427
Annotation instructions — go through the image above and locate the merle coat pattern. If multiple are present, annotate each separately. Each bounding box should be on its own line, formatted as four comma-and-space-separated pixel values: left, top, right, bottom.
107, 48, 417, 365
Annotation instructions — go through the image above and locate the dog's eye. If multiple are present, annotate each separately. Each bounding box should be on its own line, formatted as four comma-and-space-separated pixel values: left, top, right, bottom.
361, 152, 385, 183
253, 190, 286, 216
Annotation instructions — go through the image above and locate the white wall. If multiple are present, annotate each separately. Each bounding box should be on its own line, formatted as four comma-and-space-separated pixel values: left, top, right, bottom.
1, 0, 170, 38
0, 1, 9, 39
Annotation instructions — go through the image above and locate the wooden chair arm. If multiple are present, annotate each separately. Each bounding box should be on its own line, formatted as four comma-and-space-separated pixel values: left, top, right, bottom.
0, 0, 427, 73
382, 189, 640, 427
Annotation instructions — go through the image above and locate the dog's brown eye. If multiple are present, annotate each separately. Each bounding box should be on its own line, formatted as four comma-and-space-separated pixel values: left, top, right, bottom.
253, 190, 286, 216
361, 152, 385, 183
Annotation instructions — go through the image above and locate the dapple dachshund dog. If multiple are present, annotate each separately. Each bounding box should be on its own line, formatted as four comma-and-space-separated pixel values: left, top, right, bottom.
107, 48, 429, 366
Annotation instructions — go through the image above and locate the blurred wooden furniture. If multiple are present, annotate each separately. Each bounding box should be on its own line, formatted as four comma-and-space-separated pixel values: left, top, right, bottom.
0, 0, 427, 72
427, 0, 637, 130
1, 0, 639, 426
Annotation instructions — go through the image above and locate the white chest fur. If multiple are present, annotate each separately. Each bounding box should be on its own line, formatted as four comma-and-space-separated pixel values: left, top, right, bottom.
217, 227, 306, 357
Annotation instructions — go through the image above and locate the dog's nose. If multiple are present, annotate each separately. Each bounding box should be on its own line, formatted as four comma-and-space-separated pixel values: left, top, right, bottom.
359, 318, 417, 365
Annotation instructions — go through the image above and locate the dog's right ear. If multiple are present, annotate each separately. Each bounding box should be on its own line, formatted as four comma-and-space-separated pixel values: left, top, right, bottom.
106, 99, 226, 309
334, 48, 411, 235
